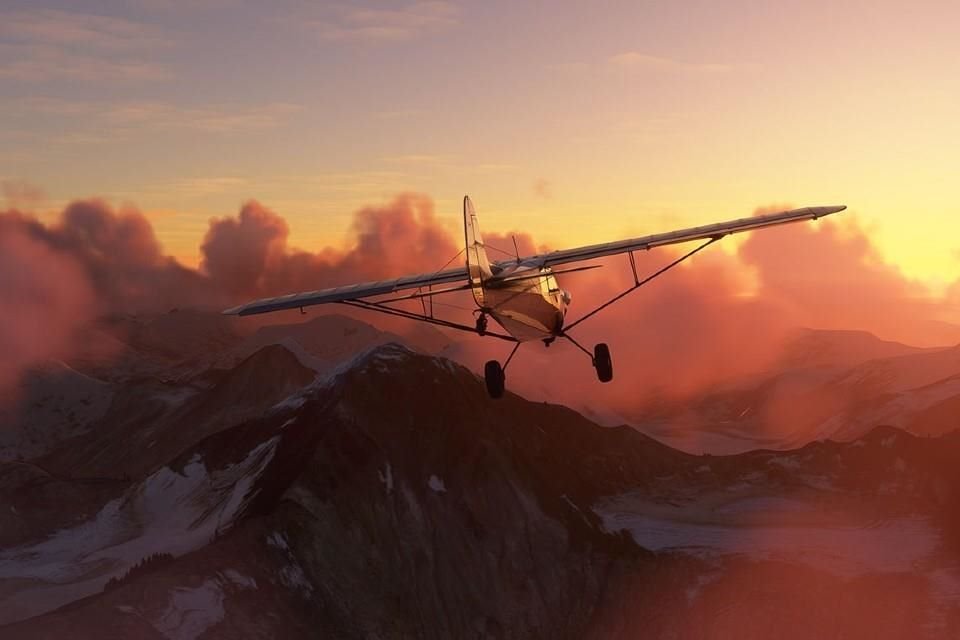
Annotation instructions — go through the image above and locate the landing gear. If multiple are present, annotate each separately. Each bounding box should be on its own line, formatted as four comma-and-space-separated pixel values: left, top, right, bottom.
484, 360, 505, 398
561, 333, 614, 383
593, 343, 613, 382
484, 342, 520, 399
475, 312, 488, 336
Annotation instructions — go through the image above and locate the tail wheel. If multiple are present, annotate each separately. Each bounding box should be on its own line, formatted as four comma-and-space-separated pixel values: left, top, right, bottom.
484, 360, 505, 398
475, 313, 488, 336
593, 343, 613, 383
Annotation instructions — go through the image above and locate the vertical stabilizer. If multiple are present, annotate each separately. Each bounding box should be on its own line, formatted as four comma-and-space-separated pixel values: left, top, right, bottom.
464, 195, 493, 308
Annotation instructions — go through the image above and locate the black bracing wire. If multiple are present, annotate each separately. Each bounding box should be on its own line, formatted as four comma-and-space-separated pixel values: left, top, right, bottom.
429, 299, 476, 312
338, 299, 518, 342
484, 243, 520, 261
563, 236, 722, 332
428, 246, 467, 277
502, 342, 521, 370
416, 247, 467, 319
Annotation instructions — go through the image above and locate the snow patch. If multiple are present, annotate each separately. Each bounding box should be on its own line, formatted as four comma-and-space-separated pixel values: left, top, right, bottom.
428, 474, 446, 493
272, 395, 307, 411
685, 572, 721, 604
0, 437, 279, 625
597, 492, 941, 577
767, 456, 802, 470
279, 560, 314, 597
379, 462, 394, 493
151, 580, 225, 640
222, 569, 257, 590
562, 494, 593, 528
266, 531, 290, 552
266, 531, 313, 597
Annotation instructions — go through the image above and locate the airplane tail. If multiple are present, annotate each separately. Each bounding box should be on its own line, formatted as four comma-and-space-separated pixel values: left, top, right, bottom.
464, 195, 493, 308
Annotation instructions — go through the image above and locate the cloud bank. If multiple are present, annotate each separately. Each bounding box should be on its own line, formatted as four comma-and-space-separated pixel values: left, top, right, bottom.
0, 222, 94, 398
1, 192, 955, 410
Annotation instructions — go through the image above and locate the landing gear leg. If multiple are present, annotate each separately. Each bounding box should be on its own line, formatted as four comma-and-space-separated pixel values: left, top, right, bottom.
561, 333, 614, 383
484, 342, 520, 399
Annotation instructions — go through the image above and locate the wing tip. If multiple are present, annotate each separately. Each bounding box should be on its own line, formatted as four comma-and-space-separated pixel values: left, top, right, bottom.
811, 204, 847, 218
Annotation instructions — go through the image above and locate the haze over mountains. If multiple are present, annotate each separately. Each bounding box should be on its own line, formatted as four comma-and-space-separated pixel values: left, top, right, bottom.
630, 328, 960, 453
2, 310, 960, 638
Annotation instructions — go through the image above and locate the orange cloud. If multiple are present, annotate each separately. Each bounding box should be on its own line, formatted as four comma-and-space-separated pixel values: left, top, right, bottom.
739, 212, 949, 347
200, 193, 460, 300
3, 193, 958, 419
0, 223, 94, 401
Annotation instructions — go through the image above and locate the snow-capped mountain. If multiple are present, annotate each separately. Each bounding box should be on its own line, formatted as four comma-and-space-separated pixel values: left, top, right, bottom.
3, 314, 960, 638
635, 329, 960, 453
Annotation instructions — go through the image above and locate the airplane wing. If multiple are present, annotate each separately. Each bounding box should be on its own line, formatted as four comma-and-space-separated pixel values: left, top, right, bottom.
222, 266, 468, 316
224, 204, 844, 317
510, 205, 846, 269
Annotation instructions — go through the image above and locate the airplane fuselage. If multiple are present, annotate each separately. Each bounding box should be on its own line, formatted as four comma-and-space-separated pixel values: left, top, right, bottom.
482, 263, 569, 342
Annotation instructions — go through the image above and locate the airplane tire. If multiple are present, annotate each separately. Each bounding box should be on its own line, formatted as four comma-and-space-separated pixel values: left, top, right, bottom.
484, 360, 505, 398
593, 343, 613, 383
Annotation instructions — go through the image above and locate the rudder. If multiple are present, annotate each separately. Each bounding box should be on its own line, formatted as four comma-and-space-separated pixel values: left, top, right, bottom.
464, 195, 493, 308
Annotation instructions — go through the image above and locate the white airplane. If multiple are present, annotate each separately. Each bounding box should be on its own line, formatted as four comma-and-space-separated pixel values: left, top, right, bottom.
225, 196, 845, 398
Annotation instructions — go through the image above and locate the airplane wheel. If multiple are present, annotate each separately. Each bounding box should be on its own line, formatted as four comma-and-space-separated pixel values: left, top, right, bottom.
484, 360, 505, 398
593, 343, 613, 383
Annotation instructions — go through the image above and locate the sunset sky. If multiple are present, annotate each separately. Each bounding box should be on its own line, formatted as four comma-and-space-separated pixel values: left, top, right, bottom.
1, 1, 958, 286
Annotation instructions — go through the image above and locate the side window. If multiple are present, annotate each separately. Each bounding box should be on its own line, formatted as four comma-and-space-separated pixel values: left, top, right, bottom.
546, 274, 560, 293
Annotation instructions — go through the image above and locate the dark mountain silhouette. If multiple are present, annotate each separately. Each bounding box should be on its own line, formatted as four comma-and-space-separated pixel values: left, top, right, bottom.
3, 332, 960, 638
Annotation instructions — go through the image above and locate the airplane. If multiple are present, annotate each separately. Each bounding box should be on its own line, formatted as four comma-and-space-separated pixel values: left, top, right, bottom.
224, 196, 845, 398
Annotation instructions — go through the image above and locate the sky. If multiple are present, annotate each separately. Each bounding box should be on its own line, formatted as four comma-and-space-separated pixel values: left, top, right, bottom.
1, 0, 958, 286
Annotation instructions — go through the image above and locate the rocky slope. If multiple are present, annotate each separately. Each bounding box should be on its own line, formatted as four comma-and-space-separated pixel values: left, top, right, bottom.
3, 333, 960, 638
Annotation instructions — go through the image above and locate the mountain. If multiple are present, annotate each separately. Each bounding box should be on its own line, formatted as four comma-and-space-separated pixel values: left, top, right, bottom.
0, 344, 660, 636
774, 328, 929, 370
3, 339, 960, 639
0, 361, 113, 462
1, 312, 443, 476
221, 313, 447, 371
634, 329, 960, 453
37, 343, 318, 479
68, 309, 246, 382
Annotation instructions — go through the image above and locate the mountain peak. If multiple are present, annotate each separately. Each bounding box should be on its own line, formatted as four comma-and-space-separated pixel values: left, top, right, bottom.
331, 341, 455, 380
777, 327, 924, 370
860, 424, 915, 443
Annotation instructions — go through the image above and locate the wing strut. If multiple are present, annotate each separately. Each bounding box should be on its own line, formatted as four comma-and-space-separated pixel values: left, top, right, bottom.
563, 235, 723, 333
338, 299, 518, 342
